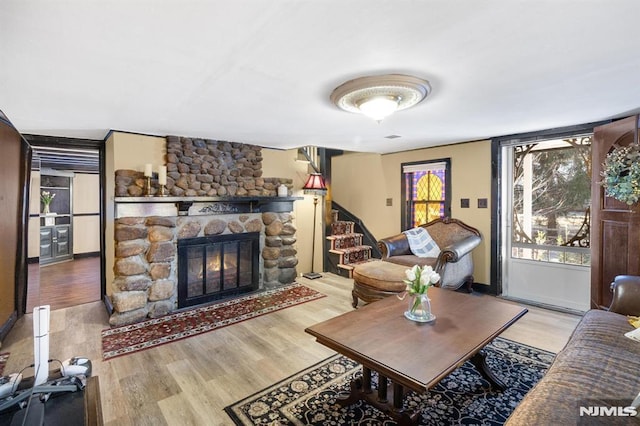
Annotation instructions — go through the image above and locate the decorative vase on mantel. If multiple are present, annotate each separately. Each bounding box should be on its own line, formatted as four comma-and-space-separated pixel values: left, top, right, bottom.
43, 204, 50, 215
405, 292, 435, 323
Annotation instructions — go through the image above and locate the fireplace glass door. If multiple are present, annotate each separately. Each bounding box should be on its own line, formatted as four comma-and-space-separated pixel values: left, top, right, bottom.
178, 232, 259, 308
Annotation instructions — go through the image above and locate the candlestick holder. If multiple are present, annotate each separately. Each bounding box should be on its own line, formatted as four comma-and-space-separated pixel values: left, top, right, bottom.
145, 176, 152, 197
158, 184, 167, 197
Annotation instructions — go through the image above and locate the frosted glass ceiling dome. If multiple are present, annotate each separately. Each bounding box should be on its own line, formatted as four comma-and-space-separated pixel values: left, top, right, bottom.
330, 74, 431, 121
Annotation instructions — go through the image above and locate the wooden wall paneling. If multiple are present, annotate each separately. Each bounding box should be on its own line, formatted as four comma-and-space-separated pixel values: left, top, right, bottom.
0, 112, 31, 342
600, 220, 630, 305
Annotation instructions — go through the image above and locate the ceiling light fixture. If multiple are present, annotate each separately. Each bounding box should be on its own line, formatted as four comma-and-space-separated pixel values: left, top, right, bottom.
330, 74, 431, 122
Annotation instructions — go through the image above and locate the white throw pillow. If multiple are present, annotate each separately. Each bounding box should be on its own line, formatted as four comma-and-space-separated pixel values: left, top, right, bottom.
403, 227, 441, 258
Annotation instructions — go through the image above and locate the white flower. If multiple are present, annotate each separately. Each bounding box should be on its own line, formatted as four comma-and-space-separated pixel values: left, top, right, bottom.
405, 265, 418, 281
419, 273, 428, 286
403, 264, 440, 295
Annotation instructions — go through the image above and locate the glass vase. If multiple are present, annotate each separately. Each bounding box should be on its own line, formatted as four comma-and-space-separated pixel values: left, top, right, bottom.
43, 204, 50, 214
404, 293, 435, 323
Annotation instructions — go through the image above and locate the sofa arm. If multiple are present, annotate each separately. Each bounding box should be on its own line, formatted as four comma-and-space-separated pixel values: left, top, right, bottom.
609, 275, 640, 316
437, 235, 482, 264
378, 233, 412, 258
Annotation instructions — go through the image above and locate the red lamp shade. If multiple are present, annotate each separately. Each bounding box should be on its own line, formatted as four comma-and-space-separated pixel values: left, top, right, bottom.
302, 173, 327, 196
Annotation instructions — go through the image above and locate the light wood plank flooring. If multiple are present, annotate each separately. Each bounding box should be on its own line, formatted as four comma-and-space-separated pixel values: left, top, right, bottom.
1, 273, 582, 425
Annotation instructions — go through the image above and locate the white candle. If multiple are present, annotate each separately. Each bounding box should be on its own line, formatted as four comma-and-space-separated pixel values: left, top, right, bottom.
158, 165, 167, 185
144, 163, 152, 177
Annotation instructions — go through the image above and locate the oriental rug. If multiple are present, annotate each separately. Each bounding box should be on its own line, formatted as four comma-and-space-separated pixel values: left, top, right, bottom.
102, 283, 324, 360
225, 337, 554, 425
0, 353, 8, 376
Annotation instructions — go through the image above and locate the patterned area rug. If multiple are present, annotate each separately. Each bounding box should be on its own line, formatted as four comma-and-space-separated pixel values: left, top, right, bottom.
0, 353, 8, 376
102, 283, 324, 360
225, 337, 554, 425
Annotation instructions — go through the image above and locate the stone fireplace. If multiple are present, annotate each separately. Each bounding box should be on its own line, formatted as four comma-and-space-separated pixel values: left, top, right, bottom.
109, 135, 301, 326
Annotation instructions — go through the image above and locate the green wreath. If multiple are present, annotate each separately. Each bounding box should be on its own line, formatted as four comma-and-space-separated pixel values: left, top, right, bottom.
601, 144, 640, 205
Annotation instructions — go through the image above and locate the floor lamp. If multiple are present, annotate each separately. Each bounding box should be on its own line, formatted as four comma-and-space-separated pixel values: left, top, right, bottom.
302, 173, 327, 279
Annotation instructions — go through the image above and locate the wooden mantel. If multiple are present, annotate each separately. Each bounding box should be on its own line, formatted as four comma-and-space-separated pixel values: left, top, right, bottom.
114, 196, 303, 218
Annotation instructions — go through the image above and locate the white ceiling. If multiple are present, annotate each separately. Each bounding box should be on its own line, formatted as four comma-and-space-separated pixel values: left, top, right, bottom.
2, 1, 640, 154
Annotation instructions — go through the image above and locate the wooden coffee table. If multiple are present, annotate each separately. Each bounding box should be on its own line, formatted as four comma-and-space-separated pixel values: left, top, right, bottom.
305, 287, 527, 425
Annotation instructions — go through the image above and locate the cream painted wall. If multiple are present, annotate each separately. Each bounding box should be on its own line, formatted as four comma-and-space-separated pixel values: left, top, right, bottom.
73, 173, 100, 254
28, 171, 41, 258
332, 140, 492, 285
111, 132, 167, 172
73, 173, 99, 213
73, 217, 100, 254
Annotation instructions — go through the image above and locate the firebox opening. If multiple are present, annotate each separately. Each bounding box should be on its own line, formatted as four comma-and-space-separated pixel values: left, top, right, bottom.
177, 232, 260, 308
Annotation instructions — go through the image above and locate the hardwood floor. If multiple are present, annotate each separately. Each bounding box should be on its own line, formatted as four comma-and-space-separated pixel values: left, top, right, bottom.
26, 256, 101, 313
2, 273, 582, 425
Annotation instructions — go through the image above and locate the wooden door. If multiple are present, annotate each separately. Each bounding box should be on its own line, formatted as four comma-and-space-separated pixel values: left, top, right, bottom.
0, 112, 30, 341
591, 115, 640, 308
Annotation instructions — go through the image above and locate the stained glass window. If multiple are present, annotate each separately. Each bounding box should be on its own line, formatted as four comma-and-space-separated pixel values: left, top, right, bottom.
402, 161, 450, 229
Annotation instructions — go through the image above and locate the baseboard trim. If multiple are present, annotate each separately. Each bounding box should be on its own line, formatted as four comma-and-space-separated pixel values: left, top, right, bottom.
0, 311, 17, 344
103, 295, 114, 316
470, 282, 494, 294
29, 252, 99, 264
498, 295, 585, 316
74, 251, 100, 259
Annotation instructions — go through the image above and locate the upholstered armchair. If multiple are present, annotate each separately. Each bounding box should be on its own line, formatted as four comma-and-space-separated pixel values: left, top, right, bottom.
609, 275, 640, 315
377, 218, 482, 291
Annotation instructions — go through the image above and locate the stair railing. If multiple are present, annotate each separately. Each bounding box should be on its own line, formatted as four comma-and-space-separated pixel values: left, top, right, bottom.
330, 201, 382, 259
297, 146, 321, 173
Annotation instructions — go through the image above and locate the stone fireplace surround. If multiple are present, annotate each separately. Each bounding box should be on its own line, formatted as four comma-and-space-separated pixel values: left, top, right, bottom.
110, 205, 298, 326
109, 135, 302, 326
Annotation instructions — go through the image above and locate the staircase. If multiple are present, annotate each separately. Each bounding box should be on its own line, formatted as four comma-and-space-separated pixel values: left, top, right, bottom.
327, 219, 373, 278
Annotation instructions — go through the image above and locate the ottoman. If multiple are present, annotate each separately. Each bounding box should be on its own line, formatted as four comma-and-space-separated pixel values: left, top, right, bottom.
352, 260, 409, 308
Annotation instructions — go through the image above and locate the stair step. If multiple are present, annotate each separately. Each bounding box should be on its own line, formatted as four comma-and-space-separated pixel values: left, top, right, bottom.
326, 233, 364, 250
331, 221, 355, 236
336, 259, 378, 278
330, 245, 372, 266
335, 264, 354, 278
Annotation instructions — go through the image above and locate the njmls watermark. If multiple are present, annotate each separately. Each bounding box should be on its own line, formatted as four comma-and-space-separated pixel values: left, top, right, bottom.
578, 399, 640, 424
579, 406, 637, 417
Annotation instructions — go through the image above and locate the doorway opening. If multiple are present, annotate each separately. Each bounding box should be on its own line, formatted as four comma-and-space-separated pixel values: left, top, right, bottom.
27, 144, 103, 313
499, 135, 591, 312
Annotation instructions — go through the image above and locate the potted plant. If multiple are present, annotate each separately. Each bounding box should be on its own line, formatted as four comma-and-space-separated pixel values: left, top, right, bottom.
41, 190, 55, 214
601, 144, 640, 205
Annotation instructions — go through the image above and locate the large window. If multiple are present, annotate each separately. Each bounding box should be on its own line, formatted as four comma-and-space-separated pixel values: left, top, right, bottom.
402, 159, 451, 229
510, 137, 591, 265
